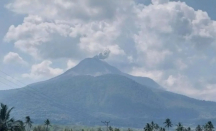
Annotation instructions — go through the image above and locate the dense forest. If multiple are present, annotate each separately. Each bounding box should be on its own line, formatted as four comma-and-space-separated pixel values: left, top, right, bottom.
0, 103, 214, 131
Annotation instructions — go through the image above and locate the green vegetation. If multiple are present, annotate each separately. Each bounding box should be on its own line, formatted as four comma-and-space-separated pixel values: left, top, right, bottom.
1, 103, 216, 131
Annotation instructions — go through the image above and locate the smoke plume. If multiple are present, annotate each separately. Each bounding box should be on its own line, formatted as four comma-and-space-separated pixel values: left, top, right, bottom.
94, 49, 111, 60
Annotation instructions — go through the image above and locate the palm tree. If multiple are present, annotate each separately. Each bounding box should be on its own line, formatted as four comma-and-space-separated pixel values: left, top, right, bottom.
155, 124, 160, 131
44, 119, 51, 131
25, 116, 33, 131
164, 118, 172, 131
109, 126, 113, 131
151, 121, 155, 131
196, 125, 202, 131
12, 120, 25, 131
176, 122, 184, 131
0, 103, 24, 131
188, 127, 191, 131
150, 121, 159, 131
159, 127, 165, 131
204, 121, 214, 131
144, 123, 152, 131
0, 103, 14, 131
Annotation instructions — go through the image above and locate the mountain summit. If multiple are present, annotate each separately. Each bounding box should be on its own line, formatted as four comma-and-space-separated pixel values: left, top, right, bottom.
60, 57, 161, 89
64, 58, 121, 76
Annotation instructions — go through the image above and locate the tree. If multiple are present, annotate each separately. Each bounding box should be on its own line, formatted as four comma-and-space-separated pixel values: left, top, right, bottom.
98, 127, 103, 131
159, 127, 165, 131
33, 125, 46, 131
25, 116, 33, 131
164, 118, 172, 131
176, 122, 184, 131
109, 126, 113, 131
144, 123, 152, 131
0, 103, 23, 131
155, 124, 160, 131
186, 127, 191, 131
115, 128, 120, 131
150, 121, 159, 131
204, 121, 214, 131
196, 125, 202, 131
12, 120, 25, 131
44, 119, 51, 131
151, 121, 155, 130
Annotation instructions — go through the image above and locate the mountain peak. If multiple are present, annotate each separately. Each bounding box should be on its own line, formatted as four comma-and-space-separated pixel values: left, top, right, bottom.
63, 57, 121, 76
57, 57, 162, 89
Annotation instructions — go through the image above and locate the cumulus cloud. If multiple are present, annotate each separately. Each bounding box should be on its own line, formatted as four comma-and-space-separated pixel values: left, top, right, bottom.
6, 0, 132, 21
4, 0, 216, 100
67, 59, 78, 69
151, 0, 169, 5
3, 52, 27, 65
22, 60, 64, 79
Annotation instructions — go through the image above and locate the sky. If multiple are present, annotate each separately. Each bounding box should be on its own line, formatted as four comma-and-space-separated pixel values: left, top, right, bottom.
1, 0, 216, 101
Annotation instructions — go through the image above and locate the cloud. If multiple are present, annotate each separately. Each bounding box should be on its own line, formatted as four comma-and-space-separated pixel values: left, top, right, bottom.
6, 0, 132, 21
3, 52, 27, 65
22, 60, 63, 79
67, 59, 78, 70
4, 0, 216, 101
151, 0, 169, 5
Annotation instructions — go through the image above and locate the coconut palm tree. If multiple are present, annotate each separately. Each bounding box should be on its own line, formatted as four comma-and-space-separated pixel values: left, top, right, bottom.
0, 103, 14, 131
204, 121, 214, 131
159, 127, 165, 131
150, 121, 159, 131
12, 120, 25, 131
151, 121, 155, 131
164, 118, 172, 131
0, 103, 24, 131
176, 122, 184, 131
185, 127, 191, 131
144, 123, 152, 131
155, 124, 160, 131
25, 116, 33, 131
196, 125, 202, 131
44, 119, 51, 131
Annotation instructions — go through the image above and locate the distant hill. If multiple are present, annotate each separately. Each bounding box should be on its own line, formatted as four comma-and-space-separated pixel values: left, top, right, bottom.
1, 58, 216, 127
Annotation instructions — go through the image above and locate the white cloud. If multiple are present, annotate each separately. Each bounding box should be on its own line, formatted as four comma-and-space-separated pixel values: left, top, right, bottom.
6, 0, 132, 21
130, 67, 164, 82
4, 0, 216, 101
3, 52, 27, 65
22, 60, 63, 79
67, 59, 78, 70
151, 0, 169, 5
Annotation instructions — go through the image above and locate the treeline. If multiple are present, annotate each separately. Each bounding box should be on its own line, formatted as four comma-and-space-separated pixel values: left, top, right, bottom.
0, 103, 214, 131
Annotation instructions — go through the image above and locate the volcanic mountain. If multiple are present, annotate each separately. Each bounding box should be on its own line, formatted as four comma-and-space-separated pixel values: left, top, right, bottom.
0, 57, 216, 127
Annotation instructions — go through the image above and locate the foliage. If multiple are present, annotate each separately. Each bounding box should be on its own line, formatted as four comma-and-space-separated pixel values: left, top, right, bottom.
203, 121, 214, 131
33, 125, 47, 131
45, 119, 51, 131
196, 125, 202, 131
25, 116, 33, 131
1, 102, 216, 131
164, 119, 172, 130
0, 103, 24, 131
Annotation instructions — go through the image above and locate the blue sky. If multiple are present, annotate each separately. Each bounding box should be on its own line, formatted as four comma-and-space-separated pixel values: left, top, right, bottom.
1, 0, 216, 101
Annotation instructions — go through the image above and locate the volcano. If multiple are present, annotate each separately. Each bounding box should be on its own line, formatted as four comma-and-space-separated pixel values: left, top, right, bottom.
0, 57, 216, 127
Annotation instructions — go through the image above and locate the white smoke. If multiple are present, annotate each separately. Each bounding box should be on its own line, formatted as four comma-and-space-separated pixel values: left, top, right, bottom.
94, 49, 111, 60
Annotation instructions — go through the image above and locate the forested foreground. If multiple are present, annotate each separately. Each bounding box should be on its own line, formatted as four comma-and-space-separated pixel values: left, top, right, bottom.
0, 103, 214, 131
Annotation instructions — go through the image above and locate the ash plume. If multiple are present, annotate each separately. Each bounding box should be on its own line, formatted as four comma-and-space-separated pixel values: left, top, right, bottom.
94, 49, 111, 60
